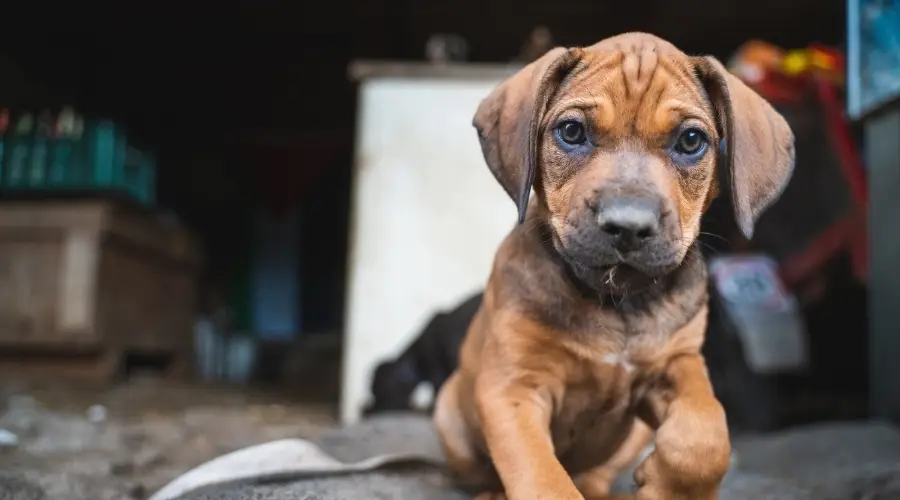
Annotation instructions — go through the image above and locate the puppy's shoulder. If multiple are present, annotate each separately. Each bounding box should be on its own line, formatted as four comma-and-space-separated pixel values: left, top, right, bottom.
491, 225, 552, 290
486, 224, 578, 328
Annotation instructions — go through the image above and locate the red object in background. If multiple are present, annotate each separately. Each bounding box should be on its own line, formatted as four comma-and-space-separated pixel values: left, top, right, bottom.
730, 41, 867, 289
751, 75, 868, 289
752, 70, 809, 104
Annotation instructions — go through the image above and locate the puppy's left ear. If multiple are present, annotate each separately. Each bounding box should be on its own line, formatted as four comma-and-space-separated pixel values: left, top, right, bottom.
694, 56, 795, 239
473, 47, 583, 223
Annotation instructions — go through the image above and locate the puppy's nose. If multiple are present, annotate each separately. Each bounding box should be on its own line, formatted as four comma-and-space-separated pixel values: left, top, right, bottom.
597, 199, 661, 251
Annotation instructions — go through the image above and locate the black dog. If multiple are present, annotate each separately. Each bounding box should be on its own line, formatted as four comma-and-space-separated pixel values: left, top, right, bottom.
363, 292, 483, 416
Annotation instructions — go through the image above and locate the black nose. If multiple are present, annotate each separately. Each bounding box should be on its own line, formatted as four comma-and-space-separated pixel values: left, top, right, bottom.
597, 199, 661, 251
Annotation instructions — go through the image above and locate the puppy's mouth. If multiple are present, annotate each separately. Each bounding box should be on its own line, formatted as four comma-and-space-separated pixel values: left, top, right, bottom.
594, 264, 645, 288
591, 254, 680, 278
547, 221, 684, 294
562, 243, 680, 276
558, 245, 681, 295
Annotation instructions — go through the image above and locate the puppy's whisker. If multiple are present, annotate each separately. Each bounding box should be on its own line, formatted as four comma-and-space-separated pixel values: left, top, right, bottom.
523, 214, 555, 235
695, 241, 720, 255
524, 222, 543, 236
698, 231, 729, 244
672, 237, 706, 255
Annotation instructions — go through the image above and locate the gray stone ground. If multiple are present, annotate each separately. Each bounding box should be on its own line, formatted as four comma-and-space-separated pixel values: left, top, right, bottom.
169, 415, 900, 500
0, 382, 335, 500
2, 384, 900, 500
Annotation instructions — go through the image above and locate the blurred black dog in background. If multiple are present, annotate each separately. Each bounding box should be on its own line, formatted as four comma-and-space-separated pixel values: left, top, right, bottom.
363, 292, 482, 416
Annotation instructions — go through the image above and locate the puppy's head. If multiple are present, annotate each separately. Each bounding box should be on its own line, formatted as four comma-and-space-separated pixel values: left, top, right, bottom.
474, 33, 794, 291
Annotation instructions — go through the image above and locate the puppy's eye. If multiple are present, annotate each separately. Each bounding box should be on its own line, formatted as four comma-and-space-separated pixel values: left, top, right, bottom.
674, 128, 708, 155
557, 120, 587, 145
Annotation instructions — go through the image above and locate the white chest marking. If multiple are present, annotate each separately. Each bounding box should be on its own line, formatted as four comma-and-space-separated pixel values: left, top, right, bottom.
600, 353, 635, 373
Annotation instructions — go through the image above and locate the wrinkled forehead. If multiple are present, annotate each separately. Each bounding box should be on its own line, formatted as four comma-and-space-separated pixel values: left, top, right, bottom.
549, 46, 717, 139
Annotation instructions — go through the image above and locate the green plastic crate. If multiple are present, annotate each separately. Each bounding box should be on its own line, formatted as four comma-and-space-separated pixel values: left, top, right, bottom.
0, 115, 156, 206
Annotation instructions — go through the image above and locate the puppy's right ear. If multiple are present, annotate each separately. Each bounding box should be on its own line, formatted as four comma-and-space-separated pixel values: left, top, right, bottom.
473, 47, 582, 223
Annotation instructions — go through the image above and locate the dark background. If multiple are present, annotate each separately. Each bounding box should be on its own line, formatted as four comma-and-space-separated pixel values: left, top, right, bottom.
0, 0, 846, 332
2, 1, 845, 145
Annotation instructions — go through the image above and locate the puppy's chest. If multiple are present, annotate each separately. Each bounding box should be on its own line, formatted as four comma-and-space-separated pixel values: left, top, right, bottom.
558, 358, 638, 419
548, 314, 686, 451
549, 360, 641, 459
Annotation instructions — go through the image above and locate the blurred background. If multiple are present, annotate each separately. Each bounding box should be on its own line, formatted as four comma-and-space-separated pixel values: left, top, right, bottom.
0, 0, 897, 498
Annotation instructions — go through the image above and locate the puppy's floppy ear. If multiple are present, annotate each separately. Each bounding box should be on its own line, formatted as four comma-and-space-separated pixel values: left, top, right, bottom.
473, 47, 582, 223
694, 56, 795, 239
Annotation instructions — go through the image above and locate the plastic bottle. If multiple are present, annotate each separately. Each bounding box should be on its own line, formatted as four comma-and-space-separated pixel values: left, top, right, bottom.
48, 107, 76, 186
6, 113, 34, 188
28, 110, 53, 187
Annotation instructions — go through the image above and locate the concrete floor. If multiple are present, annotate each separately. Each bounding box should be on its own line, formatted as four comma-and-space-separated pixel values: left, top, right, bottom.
0, 379, 336, 500
2, 380, 900, 500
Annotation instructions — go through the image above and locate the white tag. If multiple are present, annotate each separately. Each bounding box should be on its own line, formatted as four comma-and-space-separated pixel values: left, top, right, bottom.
710, 255, 809, 374
710, 255, 791, 311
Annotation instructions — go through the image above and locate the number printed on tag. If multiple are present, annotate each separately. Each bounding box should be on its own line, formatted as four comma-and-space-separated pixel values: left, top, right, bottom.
710, 255, 791, 311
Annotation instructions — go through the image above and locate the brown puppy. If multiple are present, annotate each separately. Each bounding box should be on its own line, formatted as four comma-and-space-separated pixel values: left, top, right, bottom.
433, 33, 794, 500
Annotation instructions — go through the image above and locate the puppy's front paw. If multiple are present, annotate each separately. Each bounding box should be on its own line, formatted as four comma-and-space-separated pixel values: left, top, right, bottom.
633, 398, 729, 500
634, 453, 682, 500
633, 448, 724, 500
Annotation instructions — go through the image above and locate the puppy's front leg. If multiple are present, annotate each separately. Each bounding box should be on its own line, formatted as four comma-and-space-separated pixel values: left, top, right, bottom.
476, 375, 583, 500
635, 354, 731, 500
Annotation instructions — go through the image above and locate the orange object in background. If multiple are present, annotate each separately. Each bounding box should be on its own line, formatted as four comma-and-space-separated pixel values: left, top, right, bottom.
728, 40, 786, 85
782, 44, 845, 85
728, 40, 846, 104
729, 40, 803, 103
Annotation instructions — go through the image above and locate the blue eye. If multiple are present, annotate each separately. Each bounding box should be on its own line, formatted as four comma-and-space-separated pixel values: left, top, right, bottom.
556, 120, 587, 145
673, 128, 708, 156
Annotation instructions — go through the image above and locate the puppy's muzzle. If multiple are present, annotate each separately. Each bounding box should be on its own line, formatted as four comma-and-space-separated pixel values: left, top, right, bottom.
596, 197, 662, 253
